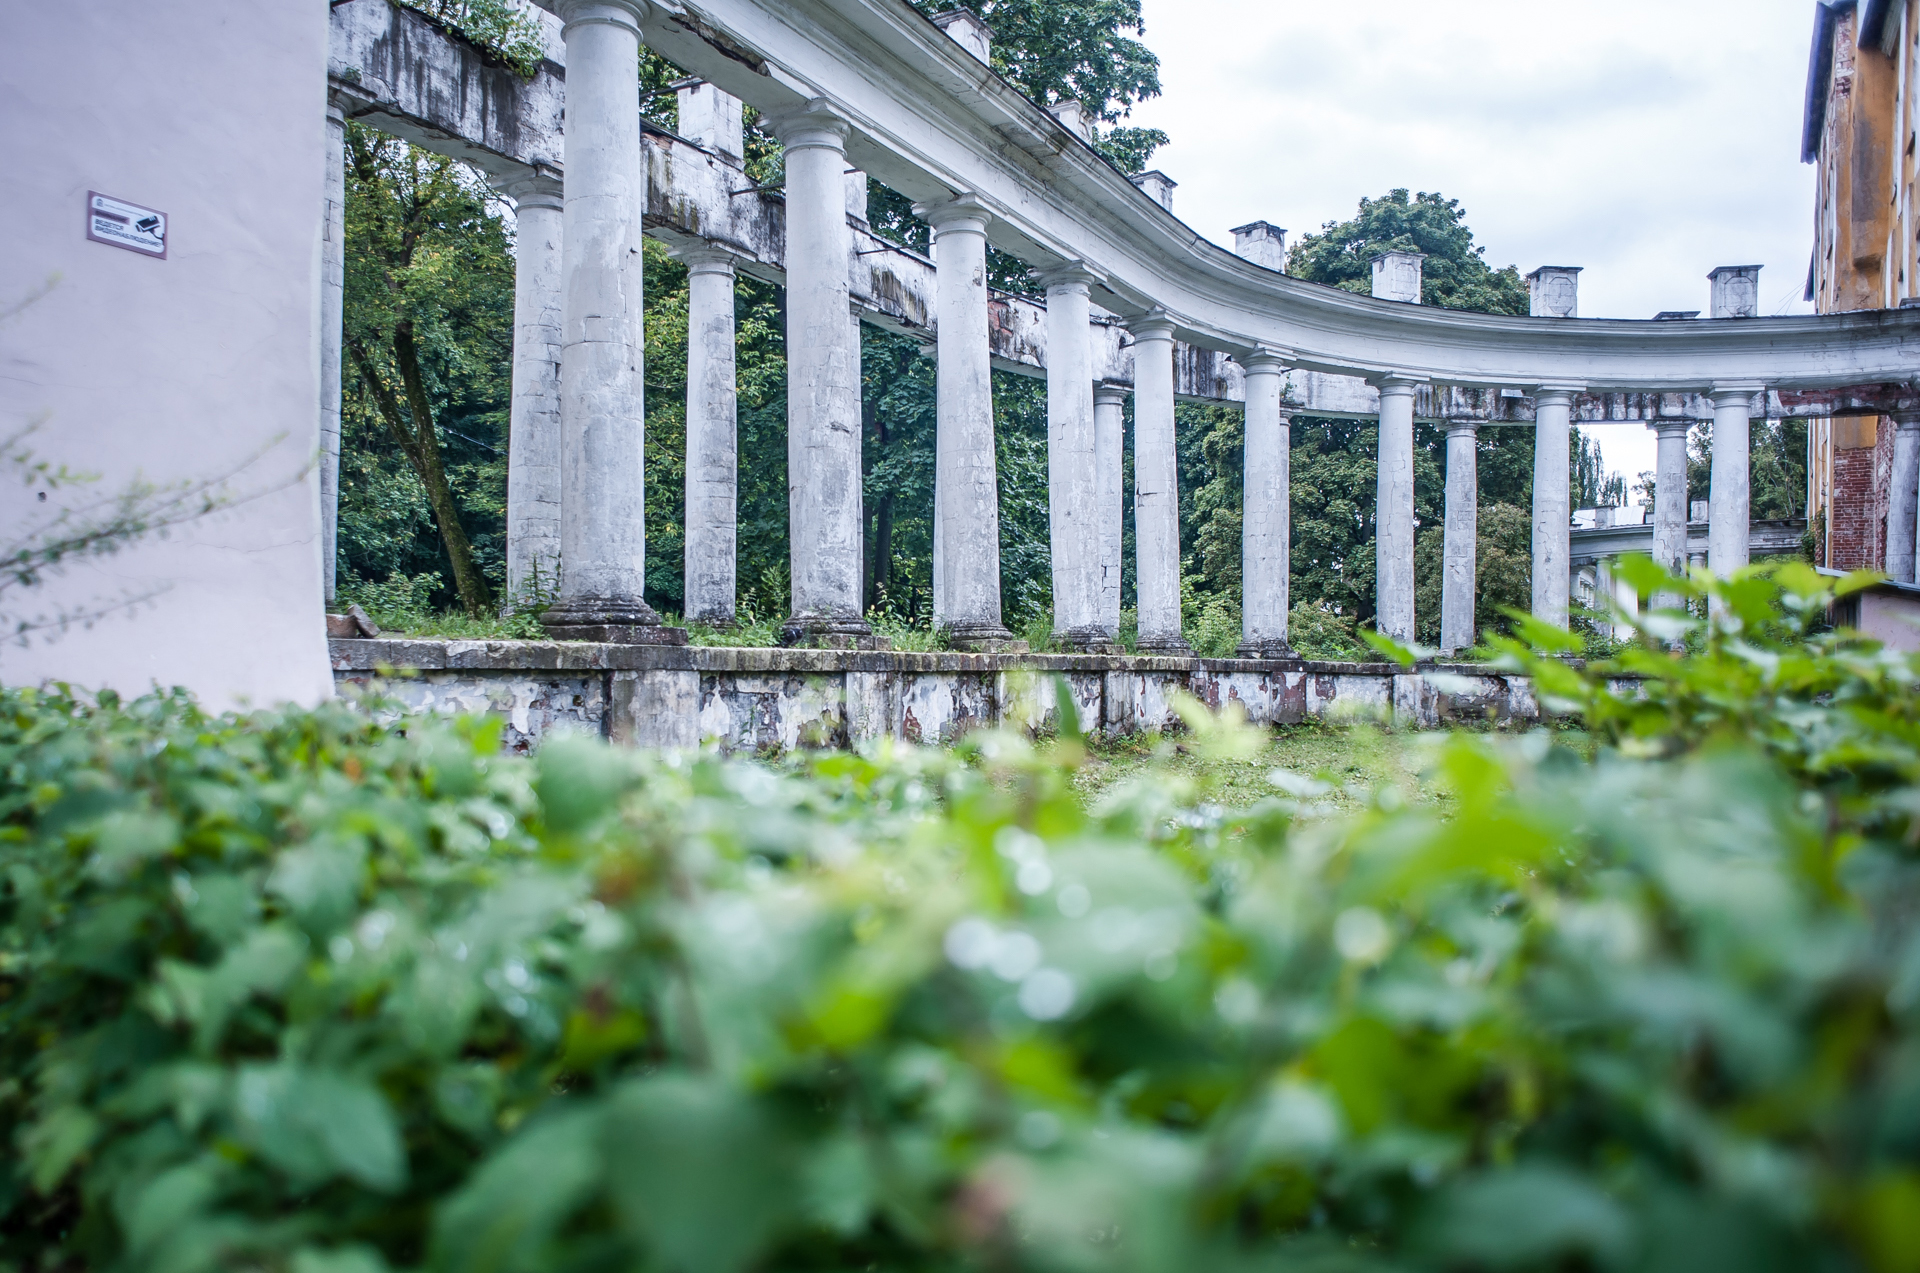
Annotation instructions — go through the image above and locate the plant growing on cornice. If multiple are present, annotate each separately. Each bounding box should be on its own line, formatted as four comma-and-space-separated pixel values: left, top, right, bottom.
394, 0, 549, 78
907, 0, 1170, 172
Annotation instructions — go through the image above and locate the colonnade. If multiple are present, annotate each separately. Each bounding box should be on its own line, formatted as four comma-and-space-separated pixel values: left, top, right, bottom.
357, 0, 1782, 655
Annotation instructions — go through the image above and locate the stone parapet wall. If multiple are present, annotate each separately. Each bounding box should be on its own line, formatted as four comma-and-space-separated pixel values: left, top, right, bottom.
329, 640, 1542, 752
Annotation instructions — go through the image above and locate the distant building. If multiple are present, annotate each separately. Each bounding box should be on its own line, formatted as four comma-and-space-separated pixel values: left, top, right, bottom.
1802, 0, 1920, 572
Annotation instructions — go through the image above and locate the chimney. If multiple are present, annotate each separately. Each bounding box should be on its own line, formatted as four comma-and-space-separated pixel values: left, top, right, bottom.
1231, 221, 1287, 271
1370, 250, 1425, 304
1525, 266, 1582, 318
932, 10, 992, 63
1708, 265, 1763, 318
1048, 98, 1092, 143
673, 77, 743, 161
1130, 170, 1176, 211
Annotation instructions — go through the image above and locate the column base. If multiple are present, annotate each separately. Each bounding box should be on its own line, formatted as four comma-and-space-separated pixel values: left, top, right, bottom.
1136, 632, 1193, 655
541, 598, 687, 646
780, 616, 890, 650
1057, 627, 1123, 654
947, 621, 1025, 653
1235, 639, 1298, 660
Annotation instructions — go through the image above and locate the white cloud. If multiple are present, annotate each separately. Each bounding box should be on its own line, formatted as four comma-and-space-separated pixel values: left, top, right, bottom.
1129, 0, 1821, 485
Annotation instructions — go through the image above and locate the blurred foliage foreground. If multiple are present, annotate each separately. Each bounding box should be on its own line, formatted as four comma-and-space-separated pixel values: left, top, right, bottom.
7, 563, 1920, 1273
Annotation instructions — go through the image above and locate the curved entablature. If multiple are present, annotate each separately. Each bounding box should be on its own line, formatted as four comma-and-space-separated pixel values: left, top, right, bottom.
572, 0, 1920, 391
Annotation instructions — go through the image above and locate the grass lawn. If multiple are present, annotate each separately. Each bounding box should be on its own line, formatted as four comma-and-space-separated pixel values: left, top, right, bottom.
1071, 719, 1460, 816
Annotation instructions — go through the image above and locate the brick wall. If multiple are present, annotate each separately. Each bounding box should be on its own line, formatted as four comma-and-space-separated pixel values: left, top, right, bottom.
1828, 415, 1894, 569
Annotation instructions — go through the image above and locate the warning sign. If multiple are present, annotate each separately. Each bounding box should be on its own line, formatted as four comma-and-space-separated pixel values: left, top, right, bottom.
86, 192, 167, 258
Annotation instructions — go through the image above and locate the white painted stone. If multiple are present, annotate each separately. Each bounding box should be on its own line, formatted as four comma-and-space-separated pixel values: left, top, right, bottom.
542, 0, 663, 636
1231, 221, 1287, 272
1371, 252, 1425, 304
1441, 420, 1478, 653
1130, 171, 1176, 211
1708, 385, 1762, 575
1374, 376, 1422, 642
931, 9, 992, 62
918, 193, 1011, 647
1531, 388, 1578, 629
494, 170, 565, 607
2, 0, 334, 706
1047, 99, 1092, 143
1094, 383, 1128, 640
321, 103, 347, 604
1890, 414, 1920, 584
1037, 264, 1103, 647
1526, 266, 1581, 318
1130, 316, 1189, 652
770, 100, 870, 642
672, 76, 743, 159
1239, 350, 1293, 656
1649, 417, 1692, 608
1709, 265, 1763, 319
680, 245, 740, 624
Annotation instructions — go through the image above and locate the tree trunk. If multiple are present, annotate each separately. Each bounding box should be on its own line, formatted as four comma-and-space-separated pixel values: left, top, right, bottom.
349, 327, 494, 616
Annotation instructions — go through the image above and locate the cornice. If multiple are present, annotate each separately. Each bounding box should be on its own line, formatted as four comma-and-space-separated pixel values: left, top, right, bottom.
539, 0, 1920, 391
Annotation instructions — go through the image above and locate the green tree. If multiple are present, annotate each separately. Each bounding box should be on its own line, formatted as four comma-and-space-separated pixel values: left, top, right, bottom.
341, 126, 515, 616
1286, 189, 1530, 314
1685, 417, 1809, 526
1571, 429, 1625, 508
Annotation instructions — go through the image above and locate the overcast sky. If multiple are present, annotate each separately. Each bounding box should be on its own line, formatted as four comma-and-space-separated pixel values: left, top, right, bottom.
1127, 0, 1823, 488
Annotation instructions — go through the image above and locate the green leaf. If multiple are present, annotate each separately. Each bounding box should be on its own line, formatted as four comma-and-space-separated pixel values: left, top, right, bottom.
434, 1105, 602, 1273
1418, 1166, 1634, 1269
604, 1074, 798, 1273
233, 1065, 405, 1192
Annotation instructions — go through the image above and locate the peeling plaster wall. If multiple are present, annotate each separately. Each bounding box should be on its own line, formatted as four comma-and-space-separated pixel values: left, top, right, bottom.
330, 640, 1548, 750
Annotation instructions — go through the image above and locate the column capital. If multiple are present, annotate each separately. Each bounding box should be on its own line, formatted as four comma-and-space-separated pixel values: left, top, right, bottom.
1893, 410, 1920, 431
1647, 416, 1694, 438
1239, 345, 1295, 376
670, 240, 745, 276
492, 168, 564, 211
1444, 418, 1479, 439
913, 192, 992, 236
554, 0, 649, 35
1709, 382, 1766, 407
1527, 383, 1585, 405
765, 98, 850, 151
1030, 259, 1103, 292
1126, 311, 1176, 341
1370, 372, 1425, 396
1093, 381, 1131, 407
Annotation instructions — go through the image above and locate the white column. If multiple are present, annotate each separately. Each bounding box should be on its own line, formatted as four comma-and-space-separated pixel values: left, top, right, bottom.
1373, 375, 1421, 643
543, 0, 675, 642
1530, 387, 1577, 629
320, 102, 346, 605
1130, 315, 1189, 653
1708, 384, 1762, 576
918, 194, 1012, 647
1038, 264, 1103, 647
1887, 412, 1920, 583
680, 245, 739, 625
1440, 420, 1478, 654
494, 170, 565, 608
1239, 350, 1293, 656
1094, 382, 1128, 641
771, 100, 869, 645
1649, 418, 1691, 591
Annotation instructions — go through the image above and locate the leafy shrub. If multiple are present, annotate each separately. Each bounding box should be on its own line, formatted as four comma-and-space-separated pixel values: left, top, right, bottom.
5, 564, 1920, 1272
